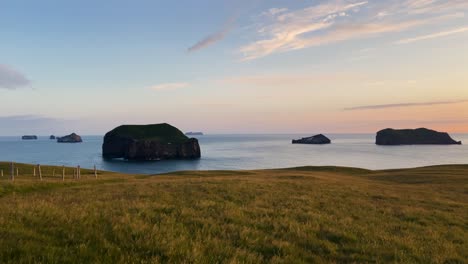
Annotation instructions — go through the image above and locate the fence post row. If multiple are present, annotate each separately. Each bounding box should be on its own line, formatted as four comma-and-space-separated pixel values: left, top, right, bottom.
3, 163, 101, 181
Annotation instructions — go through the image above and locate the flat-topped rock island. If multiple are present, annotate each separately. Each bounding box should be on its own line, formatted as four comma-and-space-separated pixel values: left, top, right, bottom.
22, 135, 38, 140
376, 128, 462, 145
292, 134, 331, 144
102, 123, 201, 161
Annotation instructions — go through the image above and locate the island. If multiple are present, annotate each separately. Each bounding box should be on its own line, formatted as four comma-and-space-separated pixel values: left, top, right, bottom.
49, 135, 56, 140
376, 128, 462, 145
57, 133, 83, 143
292, 134, 331, 144
22, 135, 38, 140
185, 132, 204, 136
102, 123, 201, 160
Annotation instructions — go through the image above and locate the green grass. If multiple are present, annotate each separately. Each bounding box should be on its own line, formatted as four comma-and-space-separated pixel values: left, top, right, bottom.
104, 123, 190, 143
0, 162, 467, 263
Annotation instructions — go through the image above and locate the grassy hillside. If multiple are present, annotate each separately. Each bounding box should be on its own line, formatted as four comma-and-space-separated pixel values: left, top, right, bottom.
0, 162, 467, 263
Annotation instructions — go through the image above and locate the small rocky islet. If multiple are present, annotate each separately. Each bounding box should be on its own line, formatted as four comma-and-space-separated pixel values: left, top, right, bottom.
102, 123, 201, 161
57, 133, 83, 143
292, 134, 331, 144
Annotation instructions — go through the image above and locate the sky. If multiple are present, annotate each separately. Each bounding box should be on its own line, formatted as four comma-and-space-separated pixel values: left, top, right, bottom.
1, 0, 468, 135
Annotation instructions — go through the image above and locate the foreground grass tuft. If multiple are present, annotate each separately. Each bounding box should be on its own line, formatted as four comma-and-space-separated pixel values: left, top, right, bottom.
0, 162, 467, 263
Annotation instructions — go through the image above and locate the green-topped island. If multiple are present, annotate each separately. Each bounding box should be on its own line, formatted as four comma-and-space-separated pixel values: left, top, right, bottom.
102, 123, 201, 161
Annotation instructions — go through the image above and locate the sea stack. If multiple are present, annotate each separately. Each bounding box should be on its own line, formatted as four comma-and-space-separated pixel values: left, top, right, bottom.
102, 123, 201, 160
50, 135, 56, 140
22, 135, 38, 140
57, 133, 83, 143
292, 134, 331, 144
376, 128, 461, 145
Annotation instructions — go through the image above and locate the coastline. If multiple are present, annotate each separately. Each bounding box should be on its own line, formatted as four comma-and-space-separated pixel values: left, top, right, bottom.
2, 161, 468, 176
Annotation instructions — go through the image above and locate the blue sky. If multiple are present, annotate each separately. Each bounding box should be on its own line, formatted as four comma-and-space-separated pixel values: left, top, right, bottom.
1, 0, 468, 135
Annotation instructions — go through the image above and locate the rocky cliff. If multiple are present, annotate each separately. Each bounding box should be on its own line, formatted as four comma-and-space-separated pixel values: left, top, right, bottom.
376, 128, 461, 145
102, 123, 201, 160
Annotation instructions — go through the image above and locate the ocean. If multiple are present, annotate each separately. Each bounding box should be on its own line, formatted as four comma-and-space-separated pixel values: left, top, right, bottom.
0, 134, 467, 174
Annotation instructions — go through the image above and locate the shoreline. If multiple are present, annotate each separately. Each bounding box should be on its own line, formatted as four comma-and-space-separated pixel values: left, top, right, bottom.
1, 161, 468, 177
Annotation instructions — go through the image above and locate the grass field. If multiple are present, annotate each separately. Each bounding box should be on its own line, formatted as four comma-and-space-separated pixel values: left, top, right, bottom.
0, 162, 467, 263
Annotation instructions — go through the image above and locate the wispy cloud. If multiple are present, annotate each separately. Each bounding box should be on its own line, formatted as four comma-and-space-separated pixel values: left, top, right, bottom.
240, 1, 368, 60
344, 99, 468, 111
188, 28, 232, 53
396, 26, 468, 44
188, 16, 237, 53
149, 82, 190, 91
401, 0, 468, 15
0, 64, 30, 90
0, 115, 57, 122
240, 0, 468, 60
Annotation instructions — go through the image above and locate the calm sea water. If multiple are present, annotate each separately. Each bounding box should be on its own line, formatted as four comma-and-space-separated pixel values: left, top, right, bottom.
0, 134, 467, 174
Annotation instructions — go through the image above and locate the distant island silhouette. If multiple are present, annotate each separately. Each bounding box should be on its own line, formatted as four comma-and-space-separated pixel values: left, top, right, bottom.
376, 128, 462, 145
292, 134, 331, 144
185, 132, 204, 136
22, 135, 37, 140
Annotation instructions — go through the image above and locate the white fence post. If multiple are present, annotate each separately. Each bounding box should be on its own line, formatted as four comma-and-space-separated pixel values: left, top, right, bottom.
38, 164, 42, 181
10, 162, 14, 181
